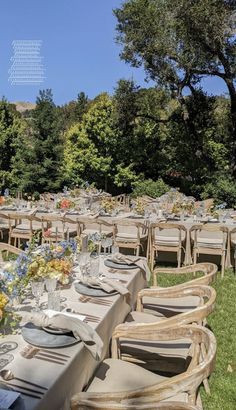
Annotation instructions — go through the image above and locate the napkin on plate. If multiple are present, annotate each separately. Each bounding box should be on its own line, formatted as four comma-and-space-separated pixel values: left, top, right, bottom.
23, 310, 103, 361
110, 253, 151, 281
80, 276, 130, 298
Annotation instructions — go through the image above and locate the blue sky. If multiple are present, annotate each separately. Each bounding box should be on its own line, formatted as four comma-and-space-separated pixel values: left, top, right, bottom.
0, 0, 228, 105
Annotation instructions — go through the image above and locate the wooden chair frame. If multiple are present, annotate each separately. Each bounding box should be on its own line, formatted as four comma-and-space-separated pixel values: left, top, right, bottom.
152, 263, 218, 287
190, 224, 228, 277
149, 223, 187, 270
113, 220, 148, 256
7, 210, 41, 248
229, 226, 236, 275
71, 325, 216, 410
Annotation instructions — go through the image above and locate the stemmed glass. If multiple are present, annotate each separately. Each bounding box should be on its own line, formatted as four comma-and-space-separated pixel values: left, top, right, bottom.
31, 281, 44, 312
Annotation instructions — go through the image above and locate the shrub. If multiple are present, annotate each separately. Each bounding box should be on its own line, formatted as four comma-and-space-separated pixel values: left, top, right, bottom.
201, 176, 236, 207
131, 178, 170, 198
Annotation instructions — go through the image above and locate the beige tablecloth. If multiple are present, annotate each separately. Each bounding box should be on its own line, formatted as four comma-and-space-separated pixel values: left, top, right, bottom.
0, 257, 146, 410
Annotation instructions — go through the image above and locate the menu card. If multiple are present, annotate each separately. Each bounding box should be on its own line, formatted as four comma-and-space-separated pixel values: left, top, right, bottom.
0, 388, 20, 409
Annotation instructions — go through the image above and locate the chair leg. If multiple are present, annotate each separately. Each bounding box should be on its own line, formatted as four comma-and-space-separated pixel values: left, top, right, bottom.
177, 248, 181, 268
193, 247, 197, 265
221, 252, 226, 278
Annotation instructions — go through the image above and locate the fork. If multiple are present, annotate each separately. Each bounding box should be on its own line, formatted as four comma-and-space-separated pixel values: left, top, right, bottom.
21, 346, 68, 365
79, 296, 112, 306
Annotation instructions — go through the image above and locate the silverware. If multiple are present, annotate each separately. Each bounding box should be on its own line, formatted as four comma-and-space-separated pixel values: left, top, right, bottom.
0, 369, 47, 390
21, 346, 67, 365
79, 296, 112, 306
65, 309, 100, 323
1, 381, 43, 399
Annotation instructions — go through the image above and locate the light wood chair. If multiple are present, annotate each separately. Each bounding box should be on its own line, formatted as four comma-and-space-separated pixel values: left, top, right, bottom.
41, 214, 79, 244
71, 400, 200, 409
7, 211, 42, 248
71, 325, 216, 410
149, 223, 187, 270
153, 262, 218, 287
229, 226, 236, 275
117, 285, 215, 380
0, 243, 24, 263
190, 224, 228, 277
113, 220, 148, 256
0, 212, 15, 240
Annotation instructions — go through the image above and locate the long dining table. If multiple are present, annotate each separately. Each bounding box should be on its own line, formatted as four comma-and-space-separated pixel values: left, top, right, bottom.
0, 256, 147, 410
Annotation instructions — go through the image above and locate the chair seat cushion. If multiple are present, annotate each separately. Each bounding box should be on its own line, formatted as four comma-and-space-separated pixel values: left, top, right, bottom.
195, 237, 223, 248
12, 222, 42, 235
142, 295, 201, 317
82, 229, 113, 237
154, 235, 183, 247
120, 338, 192, 374
87, 358, 165, 393
115, 232, 147, 243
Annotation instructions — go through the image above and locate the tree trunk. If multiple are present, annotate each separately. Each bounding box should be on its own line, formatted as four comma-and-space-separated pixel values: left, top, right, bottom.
225, 78, 236, 176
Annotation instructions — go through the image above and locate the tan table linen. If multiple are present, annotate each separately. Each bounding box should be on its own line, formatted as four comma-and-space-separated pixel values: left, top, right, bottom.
23, 311, 103, 360
0, 257, 146, 410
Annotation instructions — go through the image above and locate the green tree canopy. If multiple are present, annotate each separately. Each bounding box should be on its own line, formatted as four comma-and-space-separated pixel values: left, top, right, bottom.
114, 0, 236, 172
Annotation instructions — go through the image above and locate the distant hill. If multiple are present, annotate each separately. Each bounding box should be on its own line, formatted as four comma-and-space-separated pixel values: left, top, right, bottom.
13, 101, 36, 113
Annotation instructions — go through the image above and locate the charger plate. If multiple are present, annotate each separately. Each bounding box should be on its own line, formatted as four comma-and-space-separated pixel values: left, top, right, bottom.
21, 323, 78, 348
104, 259, 136, 270
74, 282, 118, 297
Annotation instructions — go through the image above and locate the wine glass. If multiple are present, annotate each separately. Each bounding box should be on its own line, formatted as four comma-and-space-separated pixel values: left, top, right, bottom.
31, 281, 44, 312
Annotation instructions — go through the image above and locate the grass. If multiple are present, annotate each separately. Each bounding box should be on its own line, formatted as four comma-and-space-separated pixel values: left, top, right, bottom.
156, 267, 236, 410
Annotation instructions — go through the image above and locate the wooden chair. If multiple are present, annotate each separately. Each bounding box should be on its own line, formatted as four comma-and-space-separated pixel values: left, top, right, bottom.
0, 212, 15, 240
113, 220, 148, 256
41, 213, 79, 244
190, 224, 228, 277
149, 223, 187, 270
117, 285, 215, 381
153, 262, 218, 287
71, 325, 216, 410
71, 400, 200, 409
8, 210, 42, 248
0, 243, 23, 263
229, 226, 236, 275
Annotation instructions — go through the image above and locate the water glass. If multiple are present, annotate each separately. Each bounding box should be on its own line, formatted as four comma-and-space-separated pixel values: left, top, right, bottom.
89, 256, 100, 277
45, 278, 57, 292
47, 290, 61, 311
31, 281, 44, 312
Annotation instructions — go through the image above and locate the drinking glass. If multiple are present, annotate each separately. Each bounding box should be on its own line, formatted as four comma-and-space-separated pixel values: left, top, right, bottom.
47, 290, 61, 311
89, 256, 100, 277
45, 278, 57, 292
77, 252, 90, 278
31, 281, 44, 312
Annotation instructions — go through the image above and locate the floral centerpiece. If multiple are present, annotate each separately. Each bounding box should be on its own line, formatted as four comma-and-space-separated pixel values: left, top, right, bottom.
0, 239, 77, 298
0, 292, 8, 321
132, 198, 145, 216
56, 198, 75, 209
100, 197, 116, 214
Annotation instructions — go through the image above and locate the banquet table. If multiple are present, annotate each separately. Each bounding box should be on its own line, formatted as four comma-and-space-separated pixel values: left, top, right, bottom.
0, 257, 147, 410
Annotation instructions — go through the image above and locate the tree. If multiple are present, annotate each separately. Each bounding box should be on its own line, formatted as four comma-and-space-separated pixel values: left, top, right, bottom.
0, 99, 26, 192
64, 93, 116, 191
30, 89, 63, 192
114, 0, 236, 172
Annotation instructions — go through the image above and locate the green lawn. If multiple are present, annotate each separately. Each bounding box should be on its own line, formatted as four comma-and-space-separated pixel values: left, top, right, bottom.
156, 268, 236, 410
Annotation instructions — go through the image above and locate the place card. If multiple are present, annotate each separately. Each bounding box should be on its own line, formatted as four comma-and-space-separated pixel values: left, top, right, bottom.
0, 388, 20, 408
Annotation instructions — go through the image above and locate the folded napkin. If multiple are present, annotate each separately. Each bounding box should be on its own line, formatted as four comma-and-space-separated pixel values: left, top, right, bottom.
80, 276, 130, 298
23, 310, 103, 361
110, 253, 151, 281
